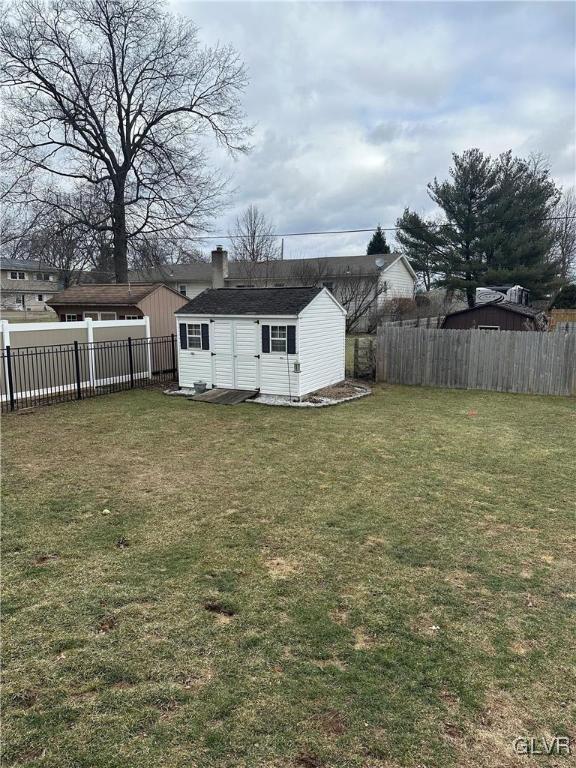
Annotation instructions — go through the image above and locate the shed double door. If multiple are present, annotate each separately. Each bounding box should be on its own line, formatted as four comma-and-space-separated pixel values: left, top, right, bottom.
212, 319, 259, 390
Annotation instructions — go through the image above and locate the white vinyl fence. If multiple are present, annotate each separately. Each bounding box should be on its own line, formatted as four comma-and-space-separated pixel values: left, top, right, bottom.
0, 317, 152, 405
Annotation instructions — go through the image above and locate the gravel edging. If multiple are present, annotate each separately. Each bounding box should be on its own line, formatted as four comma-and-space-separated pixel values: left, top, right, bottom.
164, 387, 195, 397
248, 386, 371, 408
164, 384, 372, 407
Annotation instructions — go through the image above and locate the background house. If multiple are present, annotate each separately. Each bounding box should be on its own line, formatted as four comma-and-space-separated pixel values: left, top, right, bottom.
0, 258, 63, 312
132, 248, 416, 331
47, 283, 188, 337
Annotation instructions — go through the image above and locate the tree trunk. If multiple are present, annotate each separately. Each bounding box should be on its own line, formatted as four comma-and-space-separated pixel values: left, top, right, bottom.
111, 188, 128, 283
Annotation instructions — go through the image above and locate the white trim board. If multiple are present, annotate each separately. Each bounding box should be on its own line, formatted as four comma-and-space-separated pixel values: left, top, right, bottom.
1, 318, 147, 333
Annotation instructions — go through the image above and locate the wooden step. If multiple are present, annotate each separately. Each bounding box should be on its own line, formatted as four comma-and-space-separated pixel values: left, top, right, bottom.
188, 388, 259, 405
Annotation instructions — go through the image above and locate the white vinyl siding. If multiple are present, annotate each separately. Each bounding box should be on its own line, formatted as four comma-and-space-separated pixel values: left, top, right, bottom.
379, 258, 415, 300
298, 290, 346, 395
174, 282, 211, 301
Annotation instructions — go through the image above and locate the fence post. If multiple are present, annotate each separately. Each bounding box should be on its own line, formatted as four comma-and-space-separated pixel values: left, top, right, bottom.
5, 345, 15, 411
85, 317, 96, 391
171, 333, 177, 377
2, 320, 11, 401
73, 340, 82, 400
353, 337, 359, 379
144, 316, 152, 379
128, 337, 134, 388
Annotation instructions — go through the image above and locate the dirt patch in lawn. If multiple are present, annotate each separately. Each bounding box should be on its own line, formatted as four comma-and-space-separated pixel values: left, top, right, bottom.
264, 557, 300, 579
311, 381, 364, 399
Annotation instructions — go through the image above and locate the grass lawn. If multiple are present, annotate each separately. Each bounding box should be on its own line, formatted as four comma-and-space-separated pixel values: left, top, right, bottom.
2, 386, 575, 768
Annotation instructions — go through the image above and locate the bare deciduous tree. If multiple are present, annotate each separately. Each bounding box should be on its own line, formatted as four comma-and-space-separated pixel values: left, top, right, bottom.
0, 0, 250, 282
1, 189, 107, 285
336, 272, 388, 332
291, 259, 387, 332
228, 204, 280, 283
553, 187, 576, 280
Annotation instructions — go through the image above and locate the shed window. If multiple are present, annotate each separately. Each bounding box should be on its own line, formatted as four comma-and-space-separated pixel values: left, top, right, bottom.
187, 323, 202, 349
124, 315, 139, 320
271, 325, 287, 352
65, 314, 78, 322
478, 325, 500, 331
100, 312, 117, 321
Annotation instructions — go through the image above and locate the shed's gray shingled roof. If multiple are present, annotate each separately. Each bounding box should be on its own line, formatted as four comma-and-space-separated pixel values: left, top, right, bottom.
175, 287, 324, 316
445, 299, 541, 319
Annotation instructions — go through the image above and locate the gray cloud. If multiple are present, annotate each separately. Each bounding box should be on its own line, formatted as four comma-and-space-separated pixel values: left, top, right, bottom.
176, 0, 575, 258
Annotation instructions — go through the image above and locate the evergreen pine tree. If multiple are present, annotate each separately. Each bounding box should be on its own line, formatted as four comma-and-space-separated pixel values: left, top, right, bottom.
367, 225, 391, 255
396, 149, 561, 306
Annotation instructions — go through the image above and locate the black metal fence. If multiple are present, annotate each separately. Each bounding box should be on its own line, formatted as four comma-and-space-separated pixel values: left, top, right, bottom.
1, 335, 177, 413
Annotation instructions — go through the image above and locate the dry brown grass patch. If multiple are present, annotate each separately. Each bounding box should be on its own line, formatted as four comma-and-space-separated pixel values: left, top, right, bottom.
264, 557, 299, 579
353, 627, 377, 650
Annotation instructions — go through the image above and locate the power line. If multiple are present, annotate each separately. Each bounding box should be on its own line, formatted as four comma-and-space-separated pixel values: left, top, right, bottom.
155, 214, 576, 241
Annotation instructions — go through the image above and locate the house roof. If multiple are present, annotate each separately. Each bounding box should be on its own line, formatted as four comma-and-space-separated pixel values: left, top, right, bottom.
175, 286, 324, 316
132, 252, 405, 283
226, 253, 401, 281
445, 299, 541, 320
130, 262, 213, 282
46, 283, 170, 307
1, 257, 59, 272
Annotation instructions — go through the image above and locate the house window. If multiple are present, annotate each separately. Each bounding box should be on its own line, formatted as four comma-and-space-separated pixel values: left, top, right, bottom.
478, 325, 500, 331
9, 271, 26, 280
65, 314, 78, 322
178, 284, 187, 296
83, 311, 118, 320
37, 294, 44, 302
271, 325, 287, 353
187, 323, 202, 349
36, 272, 52, 281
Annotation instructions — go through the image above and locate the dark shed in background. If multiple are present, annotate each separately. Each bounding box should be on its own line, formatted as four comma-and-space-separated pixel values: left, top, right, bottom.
442, 301, 543, 331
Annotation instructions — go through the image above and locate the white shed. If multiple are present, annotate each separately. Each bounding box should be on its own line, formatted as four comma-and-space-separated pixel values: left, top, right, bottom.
175, 286, 346, 399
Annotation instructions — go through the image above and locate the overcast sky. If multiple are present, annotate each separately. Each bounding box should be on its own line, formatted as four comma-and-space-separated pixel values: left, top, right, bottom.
176, 0, 575, 259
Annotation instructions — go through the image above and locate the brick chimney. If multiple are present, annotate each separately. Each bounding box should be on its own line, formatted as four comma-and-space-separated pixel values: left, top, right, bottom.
211, 245, 229, 289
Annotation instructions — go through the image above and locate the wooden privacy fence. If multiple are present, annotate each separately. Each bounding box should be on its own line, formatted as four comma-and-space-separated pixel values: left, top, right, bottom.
376, 327, 576, 396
